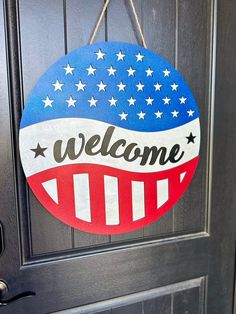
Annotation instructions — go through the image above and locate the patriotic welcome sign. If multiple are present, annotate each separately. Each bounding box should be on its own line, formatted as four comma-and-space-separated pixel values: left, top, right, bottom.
19, 42, 200, 234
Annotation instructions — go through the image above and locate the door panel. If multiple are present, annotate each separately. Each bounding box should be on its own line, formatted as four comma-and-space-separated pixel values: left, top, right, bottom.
18, 0, 210, 257
3, 237, 209, 314
0, 0, 235, 313
55, 277, 205, 314
19, 0, 74, 255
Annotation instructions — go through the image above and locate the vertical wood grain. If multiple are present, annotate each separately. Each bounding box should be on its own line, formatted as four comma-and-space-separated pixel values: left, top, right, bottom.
0, 0, 21, 272
107, 0, 141, 44
207, 0, 236, 311
19, 0, 72, 254
0, 0, 15, 231
173, 0, 210, 232
66, 0, 106, 53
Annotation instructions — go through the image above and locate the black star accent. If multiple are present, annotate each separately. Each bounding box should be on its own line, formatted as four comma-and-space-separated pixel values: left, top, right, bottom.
186, 132, 196, 144
31, 143, 47, 158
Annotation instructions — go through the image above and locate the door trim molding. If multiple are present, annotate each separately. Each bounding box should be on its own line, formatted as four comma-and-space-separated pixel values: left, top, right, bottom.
54, 277, 206, 314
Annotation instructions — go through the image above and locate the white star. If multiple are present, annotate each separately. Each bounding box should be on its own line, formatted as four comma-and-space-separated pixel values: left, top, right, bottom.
107, 66, 116, 76
95, 49, 105, 60
116, 51, 125, 61
187, 109, 195, 117
66, 96, 77, 107
117, 81, 126, 91
42, 96, 54, 108
163, 68, 171, 77
146, 67, 154, 77
146, 97, 154, 105
171, 110, 179, 118
52, 80, 64, 91
179, 96, 187, 104
136, 52, 144, 62
64, 63, 74, 75
136, 82, 144, 91
154, 82, 162, 91
137, 111, 146, 119
128, 97, 136, 106
119, 112, 128, 120
86, 64, 96, 75
163, 97, 171, 105
127, 66, 136, 77
155, 111, 163, 118
88, 97, 98, 107
108, 97, 117, 106
97, 81, 107, 91
75, 80, 86, 91
171, 83, 178, 91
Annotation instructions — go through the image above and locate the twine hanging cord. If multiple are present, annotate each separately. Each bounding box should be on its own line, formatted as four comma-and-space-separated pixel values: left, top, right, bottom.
89, 0, 147, 48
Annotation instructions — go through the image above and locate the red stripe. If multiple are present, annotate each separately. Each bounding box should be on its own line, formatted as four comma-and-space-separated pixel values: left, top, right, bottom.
144, 178, 157, 217
168, 171, 181, 203
118, 178, 133, 226
89, 172, 106, 227
27, 157, 199, 234
57, 173, 75, 218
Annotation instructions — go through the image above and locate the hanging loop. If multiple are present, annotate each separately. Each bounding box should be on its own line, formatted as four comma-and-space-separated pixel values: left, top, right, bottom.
89, 0, 110, 45
89, 0, 147, 48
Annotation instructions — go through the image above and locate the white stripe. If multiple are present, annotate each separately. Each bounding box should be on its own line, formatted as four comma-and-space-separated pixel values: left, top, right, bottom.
104, 176, 119, 225
42, 179, 58, 204
19, 118, 200, 177
73, 174, 91, 222
132, 181, 145, 221
180, 171, 186, 182
157, 179, 169, 208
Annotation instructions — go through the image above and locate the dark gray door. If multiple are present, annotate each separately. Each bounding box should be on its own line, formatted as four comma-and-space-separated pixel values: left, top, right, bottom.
0, 0, 235, 313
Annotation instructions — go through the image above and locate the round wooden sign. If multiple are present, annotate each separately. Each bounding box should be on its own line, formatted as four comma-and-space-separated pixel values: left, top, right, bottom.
19, 42, 200, 234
